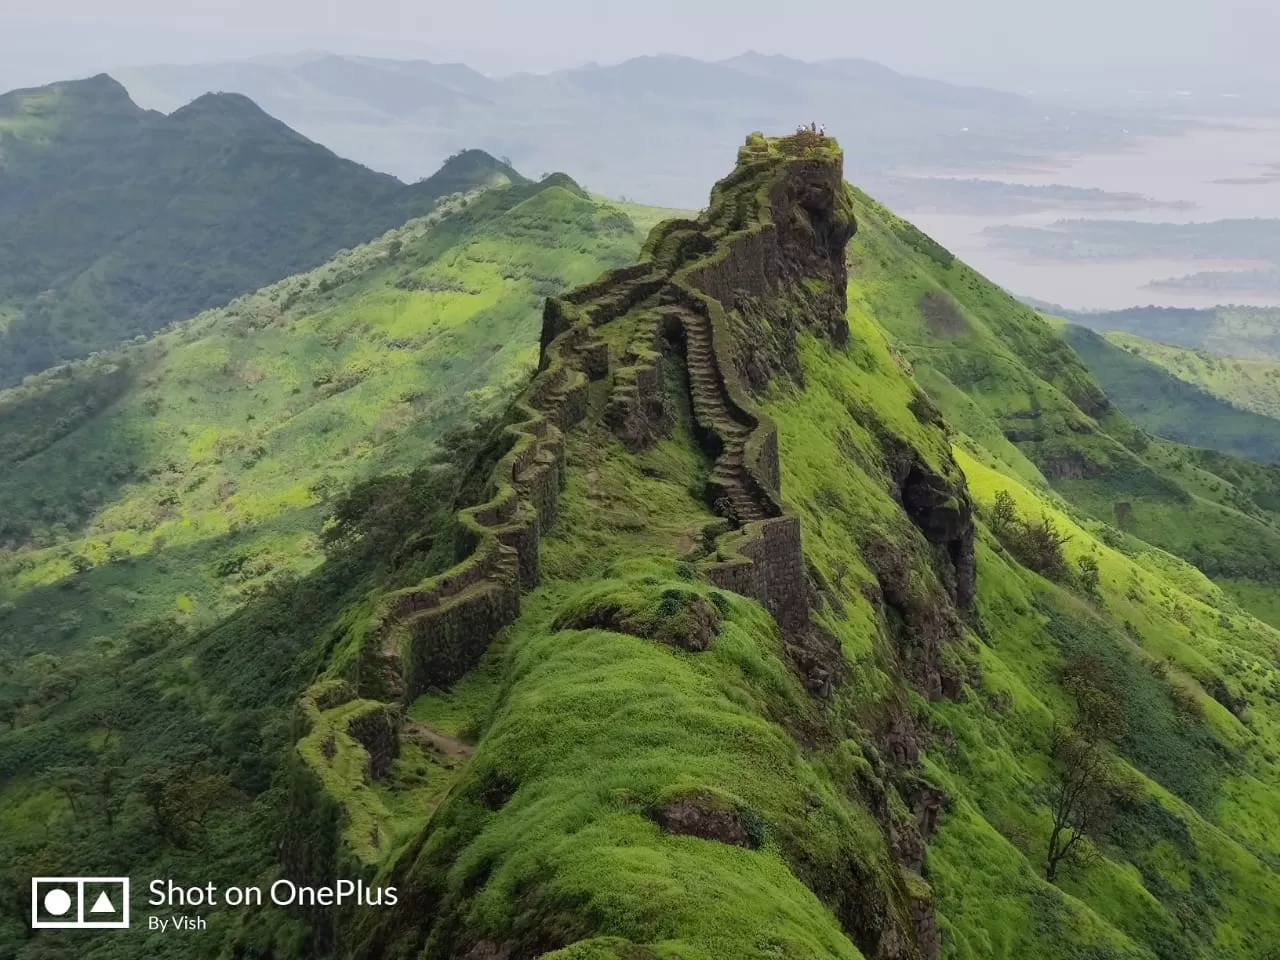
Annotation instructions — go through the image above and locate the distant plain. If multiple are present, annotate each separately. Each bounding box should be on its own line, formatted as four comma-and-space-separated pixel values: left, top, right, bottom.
906, 118, 1280, 308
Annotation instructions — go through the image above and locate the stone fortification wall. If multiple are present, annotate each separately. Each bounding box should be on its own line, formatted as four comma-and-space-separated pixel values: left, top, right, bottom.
345, 703, 402, 780
701, 515, 808, 633
361, 332, 585, 700
344, 133, 857, 709
300, 136, 956, 960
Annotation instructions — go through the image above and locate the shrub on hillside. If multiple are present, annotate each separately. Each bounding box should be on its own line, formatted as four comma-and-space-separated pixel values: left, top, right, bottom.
986, 490, 1071, 580
319, 410, 507, 566
1077, 554, 1102, 600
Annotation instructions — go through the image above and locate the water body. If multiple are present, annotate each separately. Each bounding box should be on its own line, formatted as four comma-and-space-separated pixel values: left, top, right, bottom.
897, 118, 1280, 309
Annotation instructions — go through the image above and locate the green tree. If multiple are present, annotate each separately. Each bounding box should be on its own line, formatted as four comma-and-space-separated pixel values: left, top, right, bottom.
989, 489, 1018, 539
1018, 514, 1072, 580
991, 495, 1072, 581
1045, 726, 1118, 882
1045, 654, 1128, 882
1077, 554, 1102, 600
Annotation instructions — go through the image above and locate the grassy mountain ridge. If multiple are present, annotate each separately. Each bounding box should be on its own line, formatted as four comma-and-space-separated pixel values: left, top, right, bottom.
0, 173, 655, 658
3, 134, 1280, 960
0, 74, 523, 385
262, 136, 1280, 958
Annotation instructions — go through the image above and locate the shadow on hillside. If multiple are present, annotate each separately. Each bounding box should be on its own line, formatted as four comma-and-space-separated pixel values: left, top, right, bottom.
0, 508, 326, 658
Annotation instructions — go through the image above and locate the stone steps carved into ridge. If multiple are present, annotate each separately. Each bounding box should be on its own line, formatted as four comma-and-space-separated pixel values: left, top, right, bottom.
674, 304, 774, 526
343, 134, 849, 706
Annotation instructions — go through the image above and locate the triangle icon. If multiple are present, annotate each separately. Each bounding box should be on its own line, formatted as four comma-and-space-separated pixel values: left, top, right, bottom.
90, 891, 115, 914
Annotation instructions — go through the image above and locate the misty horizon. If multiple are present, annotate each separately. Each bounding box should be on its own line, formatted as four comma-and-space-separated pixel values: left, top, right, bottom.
8, 48, 1270, 98
4, 0, 1279, 100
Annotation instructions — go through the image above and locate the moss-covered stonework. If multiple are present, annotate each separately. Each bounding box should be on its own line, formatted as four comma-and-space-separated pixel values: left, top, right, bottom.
294, 134, 977, 960
348, 133, 914, 705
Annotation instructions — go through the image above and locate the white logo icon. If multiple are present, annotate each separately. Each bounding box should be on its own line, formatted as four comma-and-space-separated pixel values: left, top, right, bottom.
31, 877, 130, 929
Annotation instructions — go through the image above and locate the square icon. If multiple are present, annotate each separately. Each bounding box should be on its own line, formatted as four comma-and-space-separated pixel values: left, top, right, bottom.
31, 877, 130, 929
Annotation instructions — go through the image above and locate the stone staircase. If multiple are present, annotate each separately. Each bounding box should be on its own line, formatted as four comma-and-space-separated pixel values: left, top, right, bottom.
674, 304, 774, 526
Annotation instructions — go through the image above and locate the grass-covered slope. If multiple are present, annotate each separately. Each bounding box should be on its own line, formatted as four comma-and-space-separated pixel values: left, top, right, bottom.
261, 134, 1280, 960
827, 187, 1280, 958
850, 188, 1280, 612
0, 175, 654, 657
0, 74, 521, 385
1059, 324, 1280, 464
6, 134, 1280, 960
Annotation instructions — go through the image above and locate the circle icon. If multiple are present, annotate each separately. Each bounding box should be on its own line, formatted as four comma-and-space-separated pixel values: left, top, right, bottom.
43, 889, 72, 916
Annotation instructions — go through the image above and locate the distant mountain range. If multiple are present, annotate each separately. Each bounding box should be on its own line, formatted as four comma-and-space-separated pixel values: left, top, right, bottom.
1025, 298, 1280, 359
111, 51, 1183, 208
0, 74, 520, 385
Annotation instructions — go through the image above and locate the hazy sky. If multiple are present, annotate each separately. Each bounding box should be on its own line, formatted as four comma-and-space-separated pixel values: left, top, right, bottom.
2, 0, 1277, 94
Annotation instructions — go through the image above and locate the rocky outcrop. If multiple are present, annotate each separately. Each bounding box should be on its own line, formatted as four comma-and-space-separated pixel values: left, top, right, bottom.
846, 741, 951, 960
650, 798, 759, 848
346, 704, 401, 780
894, 456, 976, 609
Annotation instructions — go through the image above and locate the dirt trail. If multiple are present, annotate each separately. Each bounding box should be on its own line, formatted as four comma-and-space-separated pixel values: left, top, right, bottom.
403, 721, 475, 758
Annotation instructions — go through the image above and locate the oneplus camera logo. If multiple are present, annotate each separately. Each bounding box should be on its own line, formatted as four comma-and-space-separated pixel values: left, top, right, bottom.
31, 877, 130, 929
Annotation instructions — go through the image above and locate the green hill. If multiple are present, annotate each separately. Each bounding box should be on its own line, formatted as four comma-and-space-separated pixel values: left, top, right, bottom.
0, 173, 655, 656
0, 74, 521, 386
1059, 323, 1280, 464
1087, 330, 1280, 421
3, 134, 1280, 960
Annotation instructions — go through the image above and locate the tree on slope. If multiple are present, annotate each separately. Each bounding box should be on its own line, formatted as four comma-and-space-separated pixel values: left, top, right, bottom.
1045, 654, 1128, 882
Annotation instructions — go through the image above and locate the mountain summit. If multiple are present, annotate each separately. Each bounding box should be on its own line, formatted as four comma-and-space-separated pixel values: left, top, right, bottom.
0, 76, 520, 385
164, 89, 312, 139
279, 132, 1280, 959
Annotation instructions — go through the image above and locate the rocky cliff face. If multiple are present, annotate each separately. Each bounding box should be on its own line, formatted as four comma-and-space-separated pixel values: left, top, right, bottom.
295, 132, 977, 960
